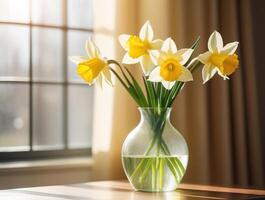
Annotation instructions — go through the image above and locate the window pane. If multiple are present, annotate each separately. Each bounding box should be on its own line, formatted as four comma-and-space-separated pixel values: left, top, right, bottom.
0, 0, 30, 23
33, 84, 64, 150
0, 25, 29, 78
67, 30, 92, 82
31, 0, 63, 26
67, 0, 93, 29
32, 27, 63, 82
68, 85, 93, 148
0, 84, 29, 151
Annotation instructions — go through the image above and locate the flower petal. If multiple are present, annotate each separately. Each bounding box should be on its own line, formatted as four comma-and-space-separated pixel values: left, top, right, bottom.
85, 37, 96, 57
95, 74, 103, 88
217, 69, 229, 80
148, 67, 163, 82
198, 51, 211, 64
118, 34, 130, 50
221, 41, 239, 55
150, 39, 163, 50
177, 67, 193, 82
102, 66, 113, 86
157, 52, 169, 65
187, 57, 199, 67
139, 20, 153, 41
202, 63, 218, 84
162, 81, 175, 90
161, 38, 177, 54
175, 48, 193, 65
69, 56, 88, 64
208, 31, 223, 53
150, 50, 160, 65
122, 52, 140, 64
140, 55, 155, 75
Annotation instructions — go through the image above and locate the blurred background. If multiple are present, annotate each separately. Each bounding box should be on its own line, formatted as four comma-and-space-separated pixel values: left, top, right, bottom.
0, 0, 264, 190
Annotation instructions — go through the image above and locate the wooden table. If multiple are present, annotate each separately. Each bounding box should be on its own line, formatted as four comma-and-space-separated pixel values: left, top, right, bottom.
0, 180, 264, 199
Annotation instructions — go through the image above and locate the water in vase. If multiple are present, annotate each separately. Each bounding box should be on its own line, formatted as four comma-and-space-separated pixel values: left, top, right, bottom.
122, 155, 188, 192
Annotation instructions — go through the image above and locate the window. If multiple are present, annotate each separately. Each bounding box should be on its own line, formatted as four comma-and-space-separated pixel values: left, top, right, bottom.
0, 0, 94, 161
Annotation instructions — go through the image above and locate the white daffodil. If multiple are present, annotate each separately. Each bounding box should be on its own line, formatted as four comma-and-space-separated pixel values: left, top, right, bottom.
198, 31, 239, 83
148, 38, 193, 90
118, 20, 163, 75
69, 37, 112, 87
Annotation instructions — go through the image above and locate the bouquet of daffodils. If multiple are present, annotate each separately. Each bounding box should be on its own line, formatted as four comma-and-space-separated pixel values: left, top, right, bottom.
70, 21, 239, 109
70, 21, 239, 190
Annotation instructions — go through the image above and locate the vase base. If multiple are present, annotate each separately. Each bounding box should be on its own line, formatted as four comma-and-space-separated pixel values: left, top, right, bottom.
134, 187, 177, 192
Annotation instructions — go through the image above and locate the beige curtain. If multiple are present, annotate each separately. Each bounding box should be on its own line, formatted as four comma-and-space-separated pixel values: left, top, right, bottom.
92, 0, 264, 188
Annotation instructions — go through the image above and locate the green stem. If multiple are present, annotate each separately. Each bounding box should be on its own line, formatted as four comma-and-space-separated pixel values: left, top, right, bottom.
152, 159, 156, 189
143, 76, 157, 107
167, 60, 203, 107
130, 110, 166, 181
160, 140, 185, 182
130, 134, 159, 180
109, 68, 141, 106
108, 61, 148, 107
139, 158, 152, 183
159, 157, 164, 189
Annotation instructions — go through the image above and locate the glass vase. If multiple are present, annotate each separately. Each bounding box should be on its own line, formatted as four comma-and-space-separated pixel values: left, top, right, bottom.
122, 107, 189, 192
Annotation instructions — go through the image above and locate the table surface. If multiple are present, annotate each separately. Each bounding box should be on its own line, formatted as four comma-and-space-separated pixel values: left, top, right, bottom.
0, 180, 265, 200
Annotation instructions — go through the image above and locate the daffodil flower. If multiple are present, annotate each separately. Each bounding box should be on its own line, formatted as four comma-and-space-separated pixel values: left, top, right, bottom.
198, 31, 239, 83
119, 21, 163, 75
148, 38, 193, 90
69, 37, 112, 87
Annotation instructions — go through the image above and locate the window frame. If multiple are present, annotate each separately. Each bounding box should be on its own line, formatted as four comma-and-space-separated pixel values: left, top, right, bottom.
0, 0, 94, 162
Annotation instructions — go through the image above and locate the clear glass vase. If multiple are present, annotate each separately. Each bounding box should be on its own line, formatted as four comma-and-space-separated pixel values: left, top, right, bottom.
122, 107, 189, 192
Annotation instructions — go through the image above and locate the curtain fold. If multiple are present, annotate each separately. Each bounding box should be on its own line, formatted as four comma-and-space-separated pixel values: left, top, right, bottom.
92, 0, 264, 188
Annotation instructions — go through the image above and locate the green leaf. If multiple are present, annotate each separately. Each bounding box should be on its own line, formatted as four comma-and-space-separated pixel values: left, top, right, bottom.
173, 157, 185, 174
191, 36, 200, 49
165, 158, 179, 183
159, 157, 164, 189
109, 67, 143, 106
143, 77, 157, 107
123, 67, 148, 107
142, 77, 152, 106
108, 60, 148, 107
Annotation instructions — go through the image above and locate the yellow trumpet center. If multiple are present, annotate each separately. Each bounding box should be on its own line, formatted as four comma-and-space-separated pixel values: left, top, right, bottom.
77, 58, 106, 84
223, 54, 239, 75
160, 58, 183, 81
209, 53, 239, 76
126, 35, 150, 58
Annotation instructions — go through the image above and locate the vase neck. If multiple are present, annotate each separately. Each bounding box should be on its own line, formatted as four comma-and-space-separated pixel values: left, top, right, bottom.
138, 107, 172, 123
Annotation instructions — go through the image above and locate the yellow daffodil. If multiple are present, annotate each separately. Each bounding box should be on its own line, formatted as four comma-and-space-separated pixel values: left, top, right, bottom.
148, 38, 193, 90
119, 21, 163, 75
69, 37, 112, 87
198, 31, 239, 83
